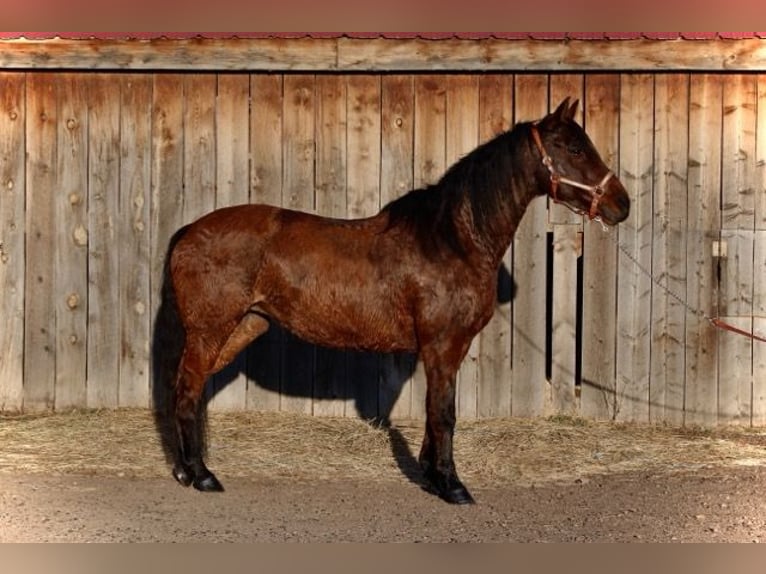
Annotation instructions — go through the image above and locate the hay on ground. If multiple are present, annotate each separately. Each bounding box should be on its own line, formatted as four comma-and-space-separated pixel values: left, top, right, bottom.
1, 409, 765, 487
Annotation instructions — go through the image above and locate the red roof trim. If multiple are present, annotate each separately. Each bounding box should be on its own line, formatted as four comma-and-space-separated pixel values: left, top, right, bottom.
0, 32, 763, 41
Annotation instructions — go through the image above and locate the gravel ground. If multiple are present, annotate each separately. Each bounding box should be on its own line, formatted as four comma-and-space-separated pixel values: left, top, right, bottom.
3, 409, 766, 542
2, 467, 766, 542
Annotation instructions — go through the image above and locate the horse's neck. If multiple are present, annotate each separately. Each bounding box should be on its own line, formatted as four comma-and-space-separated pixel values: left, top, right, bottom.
466, 130, 543, 268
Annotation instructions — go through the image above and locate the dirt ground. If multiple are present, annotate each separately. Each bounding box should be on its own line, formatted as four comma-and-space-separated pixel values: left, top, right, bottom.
3, 409, 766, 542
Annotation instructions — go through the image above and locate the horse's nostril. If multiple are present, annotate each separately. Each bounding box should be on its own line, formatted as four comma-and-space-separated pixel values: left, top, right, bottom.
619, 193, 631, 214
610, 192, 631, 223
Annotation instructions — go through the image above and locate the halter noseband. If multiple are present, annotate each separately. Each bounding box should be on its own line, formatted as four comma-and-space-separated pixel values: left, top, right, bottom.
530, 124, 614, 220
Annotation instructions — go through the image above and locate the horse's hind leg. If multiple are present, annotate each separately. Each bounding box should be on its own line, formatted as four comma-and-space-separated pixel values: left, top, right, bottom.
172, 337, 222, 491
173, 313, 270, 492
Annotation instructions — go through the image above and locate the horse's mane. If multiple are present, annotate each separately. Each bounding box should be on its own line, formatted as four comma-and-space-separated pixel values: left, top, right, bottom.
382, 123, 528, 257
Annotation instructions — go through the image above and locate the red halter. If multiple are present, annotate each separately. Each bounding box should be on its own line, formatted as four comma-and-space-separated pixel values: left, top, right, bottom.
530, 124, 614, 220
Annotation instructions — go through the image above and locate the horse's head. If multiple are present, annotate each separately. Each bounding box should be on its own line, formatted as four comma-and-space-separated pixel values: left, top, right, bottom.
531, 97, 630, 226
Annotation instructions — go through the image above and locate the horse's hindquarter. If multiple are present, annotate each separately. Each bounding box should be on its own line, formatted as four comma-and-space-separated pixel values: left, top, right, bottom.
171, 204, 282, 327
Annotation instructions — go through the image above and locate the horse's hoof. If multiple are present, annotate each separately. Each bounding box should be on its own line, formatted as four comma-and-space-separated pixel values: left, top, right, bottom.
422, 469, 476, 505
173, 464, 193, 487
193, 473, 225, 492
441, 485, 475, 505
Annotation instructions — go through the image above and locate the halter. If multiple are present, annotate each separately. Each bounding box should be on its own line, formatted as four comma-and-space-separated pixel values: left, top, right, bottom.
530, 124, 614, 220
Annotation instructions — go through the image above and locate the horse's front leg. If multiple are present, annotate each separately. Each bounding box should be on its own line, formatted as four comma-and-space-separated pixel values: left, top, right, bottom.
419, 340, 475, 505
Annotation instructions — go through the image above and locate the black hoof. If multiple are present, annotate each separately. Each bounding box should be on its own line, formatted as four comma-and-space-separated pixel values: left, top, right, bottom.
422, 468, 476, 505
441, 484, 475, 505
193, 472, 225, 492
173, 463, 224, 492
173, 464, 193, 487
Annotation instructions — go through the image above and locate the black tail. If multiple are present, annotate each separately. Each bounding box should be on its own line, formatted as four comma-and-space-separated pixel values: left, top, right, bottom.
151, 225, 191, 467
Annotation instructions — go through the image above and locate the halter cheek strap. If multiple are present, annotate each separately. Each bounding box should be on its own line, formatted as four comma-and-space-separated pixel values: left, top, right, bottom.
530, 124, 614, 220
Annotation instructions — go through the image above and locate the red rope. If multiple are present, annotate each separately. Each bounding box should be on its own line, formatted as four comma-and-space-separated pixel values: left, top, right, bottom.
607, 226, 766, 344
709, 317, 766, 344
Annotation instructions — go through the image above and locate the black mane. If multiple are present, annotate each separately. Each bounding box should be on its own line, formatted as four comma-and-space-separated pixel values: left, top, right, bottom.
382, 123, 530, 257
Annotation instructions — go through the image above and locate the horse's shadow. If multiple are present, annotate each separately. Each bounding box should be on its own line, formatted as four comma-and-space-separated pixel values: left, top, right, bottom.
153, 264, 515, 491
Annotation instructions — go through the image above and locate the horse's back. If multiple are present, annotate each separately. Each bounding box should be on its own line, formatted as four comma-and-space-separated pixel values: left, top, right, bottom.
180, 203, 283, 241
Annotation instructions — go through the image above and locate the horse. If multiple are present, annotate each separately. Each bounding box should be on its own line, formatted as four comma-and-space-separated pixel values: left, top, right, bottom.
156, 97, 630, 505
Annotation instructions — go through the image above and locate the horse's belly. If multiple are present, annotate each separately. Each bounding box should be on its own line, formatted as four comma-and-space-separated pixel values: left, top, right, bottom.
261, 293, 417, 353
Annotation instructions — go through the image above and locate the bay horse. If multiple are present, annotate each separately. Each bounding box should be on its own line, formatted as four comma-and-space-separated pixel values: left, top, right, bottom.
157, 97, 630, 504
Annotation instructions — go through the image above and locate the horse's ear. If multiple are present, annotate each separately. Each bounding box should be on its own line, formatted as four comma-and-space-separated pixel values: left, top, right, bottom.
566, 99, 579, 121
552, 97, 571, 121
552, 98, 579, 122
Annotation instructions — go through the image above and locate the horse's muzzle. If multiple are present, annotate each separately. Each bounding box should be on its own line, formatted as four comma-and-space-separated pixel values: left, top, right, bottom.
598, 182, 631, 226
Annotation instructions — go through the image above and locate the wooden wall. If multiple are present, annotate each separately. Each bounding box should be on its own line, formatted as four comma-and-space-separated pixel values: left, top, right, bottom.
1, 70, 765, 426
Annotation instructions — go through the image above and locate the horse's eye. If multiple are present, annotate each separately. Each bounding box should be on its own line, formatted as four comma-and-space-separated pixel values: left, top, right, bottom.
567, 144, 582, 156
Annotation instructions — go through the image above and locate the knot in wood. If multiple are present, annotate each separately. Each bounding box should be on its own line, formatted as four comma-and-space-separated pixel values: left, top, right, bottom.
66, 293, 80, 310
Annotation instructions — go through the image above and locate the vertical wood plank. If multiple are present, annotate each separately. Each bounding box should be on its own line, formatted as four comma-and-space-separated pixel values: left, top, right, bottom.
250, 75, 284, 208
216, 74, 251, 211
753, 232, 766, 425
719, 74, 757, 425
247, 74, 283, 412
150, 74, 185, 301
615, 73, 654, 423
411, 75, 447, 421
721, 75, 757, 231
315, 75, 347, 218
346, 75, 381, 219
684, 74, 722, 427
313, 74, 348, 418
380, 76, 415, 207
548, 75, 585, 415
477, 74, 513, 418
551, 225, 581, 415
414, 76, 447, 189
445, 75, 480, 419
24, 73, 57, 410
182, 74, 216, 224
150, 74, 185, 413
345, 74, 382, 420
280, 74, 316, 414
753, 75, 766, 425
0, 72, 25, 411
547, 75, 585, 416
54, 73, 88, 410
719, 231, 754, 424
87, 74, 121, 408
380, 75, 416, 421
648, 74, 689, 425
581, 74, 622, 420
119, 74, 152, 407
548, 74, 585, 226
183, 75, 219, 410
282, 75, 316, 213
512, 74, 549, 418
208, 74, 251, 412
756, 73, 766, 232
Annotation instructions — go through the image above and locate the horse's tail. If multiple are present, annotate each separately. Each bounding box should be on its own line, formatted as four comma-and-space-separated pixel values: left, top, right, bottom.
151, 224, 191, 464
